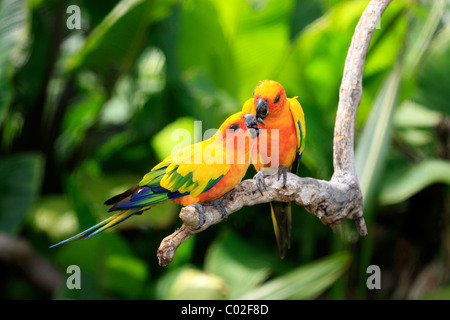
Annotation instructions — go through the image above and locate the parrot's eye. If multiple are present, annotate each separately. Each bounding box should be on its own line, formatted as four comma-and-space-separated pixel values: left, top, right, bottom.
274, 94, 281, 104
229, 124, 240, 132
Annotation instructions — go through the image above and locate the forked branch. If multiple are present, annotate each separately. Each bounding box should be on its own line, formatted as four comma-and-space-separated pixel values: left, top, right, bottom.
158, 0, 392, 266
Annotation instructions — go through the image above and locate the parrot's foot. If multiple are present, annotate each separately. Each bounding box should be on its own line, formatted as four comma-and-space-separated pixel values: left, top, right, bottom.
254, 169, 268, 196
205, 199, 228, 221
188, 203, 206, 229
277, 165, 289, 188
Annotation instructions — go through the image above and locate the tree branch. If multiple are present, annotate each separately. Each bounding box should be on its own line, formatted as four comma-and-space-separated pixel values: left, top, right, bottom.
158, 0, 392, 266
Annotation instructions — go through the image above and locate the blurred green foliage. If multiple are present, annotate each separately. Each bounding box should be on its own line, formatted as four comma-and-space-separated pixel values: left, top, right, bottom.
0, 0, 449, 300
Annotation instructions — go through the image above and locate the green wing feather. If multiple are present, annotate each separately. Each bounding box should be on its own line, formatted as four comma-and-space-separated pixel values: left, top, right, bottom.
141, 140, 231, 198
50, 139, 230, 248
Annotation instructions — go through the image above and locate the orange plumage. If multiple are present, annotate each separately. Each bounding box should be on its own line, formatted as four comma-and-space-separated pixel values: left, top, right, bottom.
242, 80, 305, 258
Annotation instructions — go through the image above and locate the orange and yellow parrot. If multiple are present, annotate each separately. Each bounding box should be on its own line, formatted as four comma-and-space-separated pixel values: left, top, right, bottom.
242, 80, 305, 258
50, 112, 260, 247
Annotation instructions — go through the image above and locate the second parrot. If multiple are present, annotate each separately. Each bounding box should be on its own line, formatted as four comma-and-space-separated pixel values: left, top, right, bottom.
242, 80, 306, 258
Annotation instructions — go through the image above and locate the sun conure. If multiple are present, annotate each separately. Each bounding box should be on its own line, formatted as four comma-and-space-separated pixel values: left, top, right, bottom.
50, 112, 260, 247
242, 80, 305, 258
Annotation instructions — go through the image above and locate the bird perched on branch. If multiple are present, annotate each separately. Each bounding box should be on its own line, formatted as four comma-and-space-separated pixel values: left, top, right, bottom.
50, 112, 261, 247
242, 80, 306, 258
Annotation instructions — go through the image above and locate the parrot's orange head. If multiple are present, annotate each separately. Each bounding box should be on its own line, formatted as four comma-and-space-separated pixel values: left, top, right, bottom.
253, 80, 287, 122
215, 112, 260, 164
218, 112, 260, 141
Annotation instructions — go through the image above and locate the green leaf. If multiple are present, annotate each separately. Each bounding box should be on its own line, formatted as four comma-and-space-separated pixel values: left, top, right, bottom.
223, 0, 295, 101
408, 0, 450, 115
394, 100, 443, 129
379, 159, 450, 206
0, 0, 29, 125
415, 33, 450, 116
237, 251, 350, 300
0, 153, 44, 233
151, 116, 197, 161
204, 230, 273, 299
67, 0, 175, 73
355, 64, 402, 207
156, 266, 228, 300
104, 254, 149, 299
403, 0, 446, 77
55, 232, 149, 299
178, 0, 235, 95
179, 0, 294, 101
29, 194, 78, 241
354, 63, 402, 298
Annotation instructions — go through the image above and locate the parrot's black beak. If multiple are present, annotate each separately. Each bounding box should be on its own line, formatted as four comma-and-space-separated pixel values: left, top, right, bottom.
256, 98, 269, 121
257, 118, 265, 126
244, 114, 260, 138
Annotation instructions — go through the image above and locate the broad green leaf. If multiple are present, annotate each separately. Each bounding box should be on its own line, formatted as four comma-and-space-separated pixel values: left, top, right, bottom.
179, 0, 294, 101
415, 33, 450, 116
154, 265, 187, 299
355, 64, 402, 205
67, 0, 175, 73
29, 194, 78, 241
104, 254, 149, 299
394, 100, 443, 129
182, 68, 239, 128
0, 153, 44, 233
0, 0, 29, 127
204, 230, 273, 299
289, 0, 323, 40
403, 0, 446, 77
65, 170, 98, 230
55, 232, 149, 299
226, 0, 294, 102
379, 159, 450, 206
409, 0, 450, 115
151, 116, 197, 161
237, 251, 350, 300
352, 64, 402, 299
56, 85, 105, 163
157, 267, 228, 300
178, 0, 235, 95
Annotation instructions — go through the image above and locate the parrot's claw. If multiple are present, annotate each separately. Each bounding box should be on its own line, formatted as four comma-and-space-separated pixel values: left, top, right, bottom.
254, 170, 268, 196
189, 203, 206, 229
277, 165, 289, 188
205, 199, 228, 221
